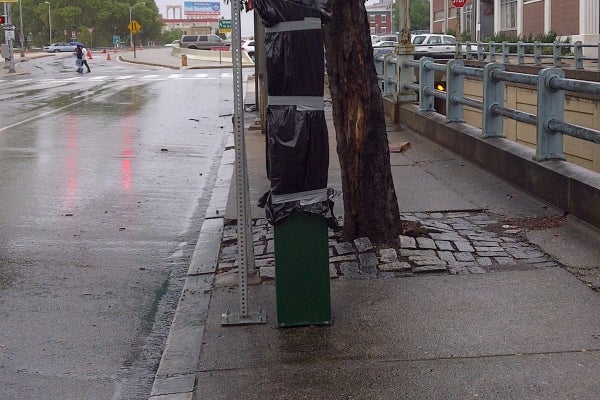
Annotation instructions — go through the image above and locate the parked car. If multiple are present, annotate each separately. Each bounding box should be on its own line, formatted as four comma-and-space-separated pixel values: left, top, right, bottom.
372, 40, 397, 48
165, 40, 180, 48
43, 42, 78, 53
378, 35, 398, 43
412, 34, 457, 58
179, 34, 229, 50
241, 39, 255, 60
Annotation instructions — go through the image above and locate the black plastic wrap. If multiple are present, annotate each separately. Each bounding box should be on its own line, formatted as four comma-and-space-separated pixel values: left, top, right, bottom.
266, 106, 328, 194
254, 0, 337, 228
255, 0, 324, 96
258, 188, 339, 229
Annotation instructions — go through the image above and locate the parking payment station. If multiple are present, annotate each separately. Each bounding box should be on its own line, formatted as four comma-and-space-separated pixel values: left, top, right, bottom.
254, 0, 335, 327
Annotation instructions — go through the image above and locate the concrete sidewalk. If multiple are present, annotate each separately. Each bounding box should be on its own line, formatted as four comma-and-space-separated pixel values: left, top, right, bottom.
147, 69, 600, 398
1, 50, 51, 76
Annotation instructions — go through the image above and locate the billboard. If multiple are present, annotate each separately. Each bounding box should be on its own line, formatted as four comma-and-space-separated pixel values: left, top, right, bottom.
184, 2, 221, 17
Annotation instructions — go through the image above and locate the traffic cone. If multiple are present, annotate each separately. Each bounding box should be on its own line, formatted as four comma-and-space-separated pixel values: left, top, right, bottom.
101, 49, 106, 54
107, 52, 111, 60
87, 50, 93, 59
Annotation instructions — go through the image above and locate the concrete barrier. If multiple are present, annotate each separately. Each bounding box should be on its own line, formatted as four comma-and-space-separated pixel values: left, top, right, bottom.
171, 47, 254, 65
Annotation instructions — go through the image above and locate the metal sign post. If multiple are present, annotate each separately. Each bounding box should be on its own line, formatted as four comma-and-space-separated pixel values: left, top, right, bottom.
221, 0, 265, 326
3, 3, 15, 73
451, 0, 467, 58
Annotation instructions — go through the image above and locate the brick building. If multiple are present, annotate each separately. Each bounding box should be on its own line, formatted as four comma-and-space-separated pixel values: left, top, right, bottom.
366, 0, 394, 35
430, 0, 598, 56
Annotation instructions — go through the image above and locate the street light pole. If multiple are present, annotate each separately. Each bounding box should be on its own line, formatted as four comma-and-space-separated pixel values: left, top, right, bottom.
44, 1, 51, 44
128, 1, 144, 58
19, 0, 24, 57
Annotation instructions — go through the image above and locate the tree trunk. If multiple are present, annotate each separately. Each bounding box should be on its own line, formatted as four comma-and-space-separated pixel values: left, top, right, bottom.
323, 0, 402, 245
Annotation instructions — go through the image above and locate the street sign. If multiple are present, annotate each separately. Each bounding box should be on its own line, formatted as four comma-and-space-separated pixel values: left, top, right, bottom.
4, 27, 15, 41
127, 20, 141, 34
218, 19, 231, 33
451, 0, 468, 8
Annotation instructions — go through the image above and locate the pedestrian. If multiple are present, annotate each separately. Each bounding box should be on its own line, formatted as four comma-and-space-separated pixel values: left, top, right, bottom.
81, 45, 91, 73
75, 45, 84, 73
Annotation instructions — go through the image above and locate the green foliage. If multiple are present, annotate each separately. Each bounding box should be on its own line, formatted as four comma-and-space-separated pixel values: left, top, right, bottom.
161, 29, 184, 44
12, 0, 163, 48
485, 31, 572, 55
447, 29, 470, 42
392, 0, 430, 32
410, 0, 430, 31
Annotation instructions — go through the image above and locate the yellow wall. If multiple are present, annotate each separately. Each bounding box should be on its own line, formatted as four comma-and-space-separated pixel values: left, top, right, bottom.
462, 78, 600, 172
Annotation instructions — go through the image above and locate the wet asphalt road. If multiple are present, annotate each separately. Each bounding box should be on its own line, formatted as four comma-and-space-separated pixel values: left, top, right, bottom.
0, 53, 241, 399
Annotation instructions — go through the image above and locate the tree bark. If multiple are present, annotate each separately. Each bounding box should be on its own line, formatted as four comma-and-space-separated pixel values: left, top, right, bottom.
322, 0, 402, 245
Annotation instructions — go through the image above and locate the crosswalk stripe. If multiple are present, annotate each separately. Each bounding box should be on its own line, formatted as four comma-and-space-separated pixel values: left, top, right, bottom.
0, 72, 245, 87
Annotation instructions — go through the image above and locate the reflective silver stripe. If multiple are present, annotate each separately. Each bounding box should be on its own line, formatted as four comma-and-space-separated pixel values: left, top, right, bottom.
265, 17, 322, 33
268, 96, 324, 110
271, 188, 328, 205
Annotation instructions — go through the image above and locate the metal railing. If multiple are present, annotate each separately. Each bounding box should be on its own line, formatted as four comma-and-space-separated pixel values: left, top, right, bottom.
462, 41, 600, 70
375, 53, 600, 162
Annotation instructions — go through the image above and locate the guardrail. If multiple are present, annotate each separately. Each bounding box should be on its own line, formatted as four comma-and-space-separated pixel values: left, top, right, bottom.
462, 41, 600, 69
374, 40, 599, 70
375, 53, 600, 163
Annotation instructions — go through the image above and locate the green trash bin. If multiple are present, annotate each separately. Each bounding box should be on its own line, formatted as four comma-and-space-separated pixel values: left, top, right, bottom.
274, 211, 331, 327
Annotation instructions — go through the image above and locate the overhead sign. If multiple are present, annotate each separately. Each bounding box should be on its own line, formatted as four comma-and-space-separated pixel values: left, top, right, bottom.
127, 20, 141, 34
184, 2, 220, 17
451, 0, 468, 8
218, 19, 231, 33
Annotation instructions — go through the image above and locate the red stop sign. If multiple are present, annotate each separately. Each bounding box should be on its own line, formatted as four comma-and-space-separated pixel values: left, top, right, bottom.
451, 0, 468, 7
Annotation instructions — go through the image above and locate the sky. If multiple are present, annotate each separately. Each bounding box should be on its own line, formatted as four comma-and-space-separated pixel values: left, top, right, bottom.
153, 0, 378, 38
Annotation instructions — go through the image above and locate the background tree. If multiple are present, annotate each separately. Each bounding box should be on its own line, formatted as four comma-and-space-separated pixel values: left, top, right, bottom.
322, 0, 401, 244
161, 28, 184, 44
8, 0, 162, 48
410, 0, 430, 31
393, 0, 430, 32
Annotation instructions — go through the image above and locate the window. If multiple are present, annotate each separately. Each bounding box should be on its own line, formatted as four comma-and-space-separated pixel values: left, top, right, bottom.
370, 14, 375, 23
443, 36, 456, 44
428, 36, 441, 45
464, 3, 473, 35
381, 14, 386, 24
500, 0, 517, 30
413, 35, 426, 45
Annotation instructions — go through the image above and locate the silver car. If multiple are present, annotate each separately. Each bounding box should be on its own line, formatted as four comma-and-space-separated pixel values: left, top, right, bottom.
43, 42, 77, 53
